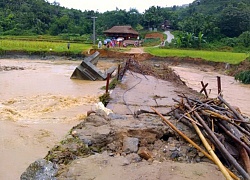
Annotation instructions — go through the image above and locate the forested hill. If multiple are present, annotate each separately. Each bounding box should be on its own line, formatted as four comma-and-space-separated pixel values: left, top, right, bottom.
0, 0, 250, 42
0, 0, 96, 36
184, 0, 250, 37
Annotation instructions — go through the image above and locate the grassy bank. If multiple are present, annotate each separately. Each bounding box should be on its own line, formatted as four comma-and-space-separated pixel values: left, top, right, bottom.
0, 39, 92, 55
144, 47, 249, 64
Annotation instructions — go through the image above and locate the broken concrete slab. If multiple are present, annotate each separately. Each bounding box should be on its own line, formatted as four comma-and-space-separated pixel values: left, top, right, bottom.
70, 51, 116, 80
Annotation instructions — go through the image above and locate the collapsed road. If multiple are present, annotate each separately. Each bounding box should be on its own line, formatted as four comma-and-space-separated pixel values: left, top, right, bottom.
20, 58, 250, 180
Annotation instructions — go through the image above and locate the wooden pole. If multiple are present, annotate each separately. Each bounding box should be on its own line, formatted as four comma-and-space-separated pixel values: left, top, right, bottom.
184, 103, 250, 180
190, 116, 233, 180
117, 64, 121, 81
105, 73, 110, 94
151, 107, 240, 180
217, 76, 221, 95
200, 81, 208, 98
218, 96, 247, 122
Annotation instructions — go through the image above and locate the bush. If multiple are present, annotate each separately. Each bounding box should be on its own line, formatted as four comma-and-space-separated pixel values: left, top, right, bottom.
235, 70, 250, 84
239, 31, 250, 47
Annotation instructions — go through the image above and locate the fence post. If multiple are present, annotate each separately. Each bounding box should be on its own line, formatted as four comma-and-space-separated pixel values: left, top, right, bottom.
106, 73, 111, 94
117, 64, 121, 81
217, 76, 221, 95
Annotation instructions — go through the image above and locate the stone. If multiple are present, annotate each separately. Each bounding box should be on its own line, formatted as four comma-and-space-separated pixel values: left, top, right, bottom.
198, 152, 204, 157
122, 137, 139, 153
20, 159, 58, 180
126, 153, 142, 163
138, 147, 153, 160
170, 151, 180, 160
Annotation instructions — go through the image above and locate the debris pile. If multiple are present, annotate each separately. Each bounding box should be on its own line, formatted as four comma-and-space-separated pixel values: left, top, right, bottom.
125, 58, 185, 85
0, 65, 24, 71
152, 94, 250, 180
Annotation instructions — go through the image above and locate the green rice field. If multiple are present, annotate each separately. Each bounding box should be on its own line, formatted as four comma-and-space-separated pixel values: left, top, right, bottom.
0, 39, 92, 54
144, 47, 249, 64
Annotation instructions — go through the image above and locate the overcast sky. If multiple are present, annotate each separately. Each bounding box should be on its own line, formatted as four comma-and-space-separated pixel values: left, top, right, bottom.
47, 0, 194, 13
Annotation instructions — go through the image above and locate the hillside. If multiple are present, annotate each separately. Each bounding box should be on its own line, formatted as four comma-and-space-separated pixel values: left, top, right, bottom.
0, 0, 249, 44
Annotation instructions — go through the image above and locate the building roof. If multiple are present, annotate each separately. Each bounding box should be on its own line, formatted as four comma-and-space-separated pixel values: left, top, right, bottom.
103, 26, 138, 35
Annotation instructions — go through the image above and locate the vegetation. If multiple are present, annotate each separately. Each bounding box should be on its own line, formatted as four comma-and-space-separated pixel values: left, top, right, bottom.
235, 70, 250, 84
0, 39, 92, 54
0, 0, 249, 42
99, 93, 111, 107
144, 48, 248, 64
0, 0, 250, 62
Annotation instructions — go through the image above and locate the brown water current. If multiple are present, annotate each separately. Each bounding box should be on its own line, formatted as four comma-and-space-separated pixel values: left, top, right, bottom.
0, 58, 117, 180
1, 58, 250, 180
171, 66, 250, 117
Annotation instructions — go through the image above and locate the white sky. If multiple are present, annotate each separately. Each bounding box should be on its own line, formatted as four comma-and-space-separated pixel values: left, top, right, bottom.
47, 0, 194, 13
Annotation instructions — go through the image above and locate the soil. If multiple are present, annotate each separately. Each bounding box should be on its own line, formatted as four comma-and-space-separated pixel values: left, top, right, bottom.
145, 32, 165, 41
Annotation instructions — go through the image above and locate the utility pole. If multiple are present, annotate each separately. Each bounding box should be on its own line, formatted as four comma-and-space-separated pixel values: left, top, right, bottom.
91, 16, 97, 45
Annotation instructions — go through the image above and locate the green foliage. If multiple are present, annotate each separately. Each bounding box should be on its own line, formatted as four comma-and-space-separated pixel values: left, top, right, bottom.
144, 47, 248, 64
171, 31, 206, 49
143, 38, 161, 46
238, 31, 250, 47
0, 0, 250, 53
99, 93, 111, 107
235, 70, 250, 84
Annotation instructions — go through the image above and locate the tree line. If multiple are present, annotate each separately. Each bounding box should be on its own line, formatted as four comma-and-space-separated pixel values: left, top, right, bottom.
0, 0, 250, 49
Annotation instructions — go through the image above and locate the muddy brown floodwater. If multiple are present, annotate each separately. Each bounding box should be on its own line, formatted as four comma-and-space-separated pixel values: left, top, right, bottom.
171, 65, 250, 117
1, 58, 250, 180
0, 58, 117, 180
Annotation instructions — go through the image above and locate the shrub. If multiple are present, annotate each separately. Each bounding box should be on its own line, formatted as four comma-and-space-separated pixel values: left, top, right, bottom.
239, 31, 250, 47
235, 70, 250, 84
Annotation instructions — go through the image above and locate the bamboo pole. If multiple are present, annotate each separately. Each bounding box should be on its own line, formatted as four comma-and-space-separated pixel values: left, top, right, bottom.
151, 107, 240, 180
184, 103, 250, 180
190, 116, 233, 180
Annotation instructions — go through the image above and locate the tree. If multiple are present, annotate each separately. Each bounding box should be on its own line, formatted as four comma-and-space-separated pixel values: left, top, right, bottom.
238, 31, 250, 47
219, 5, 250, 37
143, 6, 164, 29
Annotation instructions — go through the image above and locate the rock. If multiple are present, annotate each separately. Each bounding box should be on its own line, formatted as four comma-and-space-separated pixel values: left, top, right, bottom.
198, 152, 204, 157
20, 159, 58, 180
138, 147, 153, 160
125, 153, 142, 163
121, 158, 130, 166
170, 151, 180, 160
122, 137, 139, 153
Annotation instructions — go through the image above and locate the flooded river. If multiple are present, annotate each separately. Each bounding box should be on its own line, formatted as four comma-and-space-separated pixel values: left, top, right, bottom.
0, 58, 250, 180
0, 58, 116, 180
171, 65, 250, 117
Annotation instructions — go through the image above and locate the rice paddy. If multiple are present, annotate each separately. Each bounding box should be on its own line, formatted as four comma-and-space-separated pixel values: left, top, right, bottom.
144, 47, 249, 64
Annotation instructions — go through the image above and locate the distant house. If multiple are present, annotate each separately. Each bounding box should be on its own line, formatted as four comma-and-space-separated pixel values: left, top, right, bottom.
103, 25, 139, 40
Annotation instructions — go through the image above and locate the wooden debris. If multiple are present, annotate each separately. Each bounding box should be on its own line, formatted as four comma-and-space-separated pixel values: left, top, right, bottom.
151, 107, 240, 180
153, 94, 250, 180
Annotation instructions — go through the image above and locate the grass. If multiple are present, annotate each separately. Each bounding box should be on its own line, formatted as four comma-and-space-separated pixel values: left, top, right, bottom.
0, 39, 92, 54
144, 47, 249, 64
